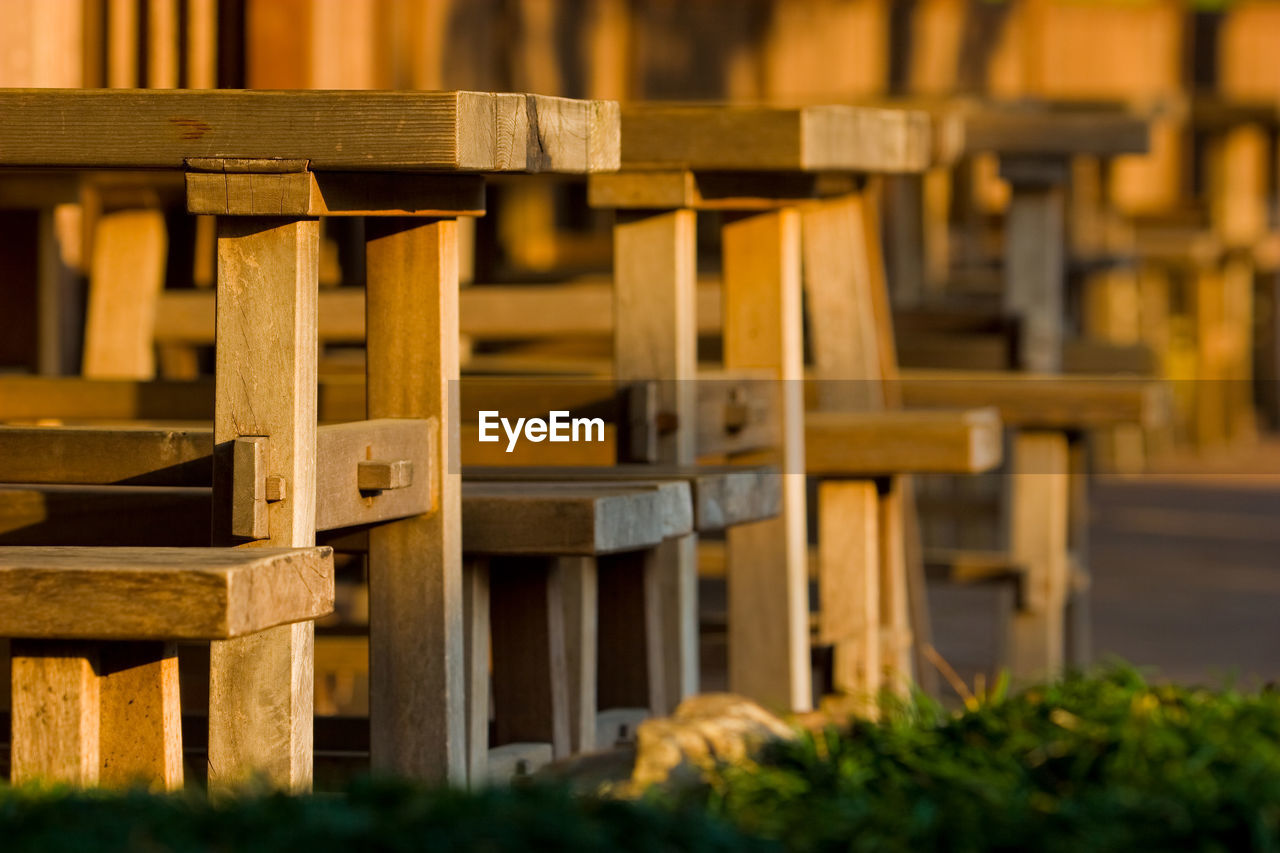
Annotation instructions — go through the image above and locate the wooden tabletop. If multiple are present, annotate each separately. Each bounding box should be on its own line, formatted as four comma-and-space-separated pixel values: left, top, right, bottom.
618, 103, 932, 173
0, 89, 619, 174
919, 99, 1151, 163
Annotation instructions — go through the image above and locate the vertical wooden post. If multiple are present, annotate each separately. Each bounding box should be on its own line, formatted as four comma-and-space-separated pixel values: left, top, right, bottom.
99, 641, 183, 791
82, 209, 168, 379
1003, 159, 1067, 373
878, 478, 914, 693
613, 208, 698, 709
722, 209, 811, 713
365, 217, 465, 784
1006, 431, 1070, 679
596, 550, 666, 717
210, 216, 318, 793
462, 559, 491, 785
559, 556, 598, 753
10, 641, 100, 786
818, 481, 880, 701
1064, 437, 1091, 669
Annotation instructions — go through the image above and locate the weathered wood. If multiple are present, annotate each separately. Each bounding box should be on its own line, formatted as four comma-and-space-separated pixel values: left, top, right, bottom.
98, 641, 183, 791
818, 481, 880, 701
488, 558, 570, 758
0, 485, 211, 546
0, 90, 618, 173
462, 482, 679, 556
0, 425, 213, 486
0, 546, 333, 640
365, 217, 464, 784
558, 557, 598, 753
619, 104, 931, 173
1006, 432, 1070, 680
82, 209, 167, 379
805, 408, 1002, 475
462, 559, 490, 786
1004, 168, 1066, 372
462, 465, 780, 531
939, 107, 1150, 161
897, 369, 1168, 429
722, 209, 811, 713
10, 641, 99, 786
187, 170, 486, 217
589, 170, 862, 210
231, 436, 268, 540
210, 216, 319, 793
596, 549, 665, 716
314, 420, 435, 531
356, 459, 414, 492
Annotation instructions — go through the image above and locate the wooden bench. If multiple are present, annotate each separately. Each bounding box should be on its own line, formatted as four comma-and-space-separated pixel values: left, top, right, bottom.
1, 545, 333, 789
0, 87, 619, 789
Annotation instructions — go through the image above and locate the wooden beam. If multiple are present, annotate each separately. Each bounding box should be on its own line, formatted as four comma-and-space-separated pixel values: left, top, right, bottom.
722, 209, 811, 713
98, 641, 183, 791
817, 481, 879, 701
0, 90, 619, 174
589, 170, 861, 210
805, 408, 1003, 475
10, 641, 99, 786
619, 104, 932, 173
209, 216, 319, 793
365, 217, 465, 785
187, 170, 486, 217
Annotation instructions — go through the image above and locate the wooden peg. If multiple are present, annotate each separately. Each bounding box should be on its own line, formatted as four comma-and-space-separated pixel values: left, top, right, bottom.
357, 459, 414, 492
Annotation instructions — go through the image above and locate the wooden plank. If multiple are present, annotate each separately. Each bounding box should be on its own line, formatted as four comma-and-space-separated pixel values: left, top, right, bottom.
557, 557, 597, 753
896, 369, 1168, 429
722, 208, 811, 713
147, 0, 180, 88
948, 108, 1150, 159
314, 419, 435, 531
0, 546, 333, 640
817, 481, 879, 701
1003, 165, 1066, 373
82, 209, 168, 379
98, 641, 182, 790
0, 485, 211, 547
619, 104, 932, 173
488, 558, 570, 758
0, 425, 212, 486
186, 171, 486, 217
614, 206, 698, 711
462, 465, 781, 531
462, 559, 490, 786
461, 482, 674, 556
209, 216, 319, 793
185, 0, 218, 89
805, 408, 1003, 475
365, 217, 464, 784
107, 0, 140, 88
589, 169, 862, 210
878, 479, 913, 694
10, 641, 99, 786
1006, 432, 1070, 680
0, 90, 618, 174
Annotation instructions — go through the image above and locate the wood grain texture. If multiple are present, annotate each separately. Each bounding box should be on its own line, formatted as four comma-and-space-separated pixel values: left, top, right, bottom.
462, 465, 780, 532
488, 558, 570, 758
0, 90, 618, 173
0, 425, 213, 486
1006, 432, 1070, 680
82, 209, 167, 379
462, 482, 676, 556
805, 408, 1002, 475
210, 216, 319, 793
558, 557, 598, 753
613, 207, 698, 709
818, 481, 879, 700
589, 169, 861, 210
10, 641, 99, 786
365, 218, 465, 784
462, 559, 490, 786
620, 104, 931, 173
0, 546, 333, 639
98, 641, 182, 790
897, 369, 1167, 429
722, 209, 811, 713
186, 170, 486, 217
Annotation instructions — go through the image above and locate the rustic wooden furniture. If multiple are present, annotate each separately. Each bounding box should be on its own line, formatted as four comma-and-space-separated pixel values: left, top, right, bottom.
1, 545, 333, 789
0, 87, 618, 788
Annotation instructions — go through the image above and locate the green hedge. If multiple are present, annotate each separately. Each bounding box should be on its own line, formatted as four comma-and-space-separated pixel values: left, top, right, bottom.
6, 667, 1280, 852
0, 782, 765, 853
676, 667, 1280, 852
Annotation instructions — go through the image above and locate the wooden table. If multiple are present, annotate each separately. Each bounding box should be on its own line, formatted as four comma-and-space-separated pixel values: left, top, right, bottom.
589, 103, 941, 710
0, 88, 618, 788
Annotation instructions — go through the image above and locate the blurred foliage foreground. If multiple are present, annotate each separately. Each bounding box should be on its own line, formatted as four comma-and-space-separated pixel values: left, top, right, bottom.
6, 666, 1280, 852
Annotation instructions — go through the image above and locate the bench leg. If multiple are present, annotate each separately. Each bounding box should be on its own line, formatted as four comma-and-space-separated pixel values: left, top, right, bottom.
722, 209, 811, 713
489, 558, 570, 759
818, 481, 880, 702
597, 549, 665, 718
1004, 167, 1066, 373
613, 209, 699, 710
209, 216, 319, 793
99, 641, 182, 791
1006, 431, 1070, 680
10, 641, 99, 786
366, 217, 466, 784
879, 478, 915, 695
559, 556, 598, 753
463, 558, 491, 786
